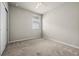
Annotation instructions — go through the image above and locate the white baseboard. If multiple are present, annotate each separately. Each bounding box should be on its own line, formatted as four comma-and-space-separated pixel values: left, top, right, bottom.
49, 38, 79, 49
9, 37, 41, 44
9, 36, 79, 49
9, 38, 29, 44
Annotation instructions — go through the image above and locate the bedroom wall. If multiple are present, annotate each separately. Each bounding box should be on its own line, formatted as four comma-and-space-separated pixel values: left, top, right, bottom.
0, 2, 8, 55
9, 6, 41, 43
0, 2, 1, 55
43, 3, 79, 47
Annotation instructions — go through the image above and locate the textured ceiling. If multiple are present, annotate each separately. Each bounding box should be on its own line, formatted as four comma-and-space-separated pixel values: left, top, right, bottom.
9, 2, 64, 14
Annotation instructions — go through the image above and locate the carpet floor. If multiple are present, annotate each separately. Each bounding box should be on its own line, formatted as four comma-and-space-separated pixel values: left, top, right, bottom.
2, 39, 79, 56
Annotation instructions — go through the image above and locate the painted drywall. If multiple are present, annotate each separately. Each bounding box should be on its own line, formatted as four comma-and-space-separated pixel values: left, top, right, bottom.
9, 6, 41, 43
0, 2, 8, 55
43, 3, 79, 47
0, 2, 1, 55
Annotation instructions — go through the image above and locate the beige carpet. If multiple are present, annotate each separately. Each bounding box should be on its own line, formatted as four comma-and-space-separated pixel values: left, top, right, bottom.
2, 39, 79, 56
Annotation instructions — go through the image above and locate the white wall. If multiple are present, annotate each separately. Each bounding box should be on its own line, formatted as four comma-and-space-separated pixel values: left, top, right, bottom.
0, 2, 1, 55
0, 2, 8, 55
43, 3, 79, 47
9, 6, 41, 43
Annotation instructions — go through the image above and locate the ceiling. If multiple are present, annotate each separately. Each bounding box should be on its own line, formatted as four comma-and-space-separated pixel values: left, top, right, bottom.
9, 2, 64, 14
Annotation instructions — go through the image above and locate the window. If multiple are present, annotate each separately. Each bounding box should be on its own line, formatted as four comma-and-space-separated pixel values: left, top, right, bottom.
32, 16, 40, 29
